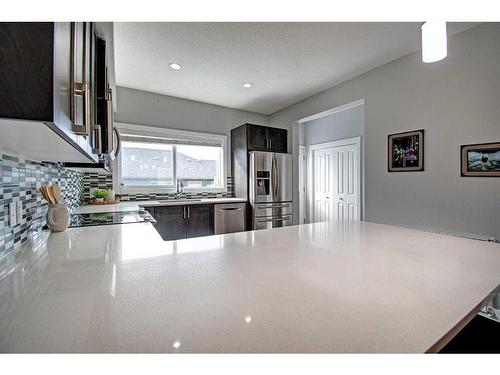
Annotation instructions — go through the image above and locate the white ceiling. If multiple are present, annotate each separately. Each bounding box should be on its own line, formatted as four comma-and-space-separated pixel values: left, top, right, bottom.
114, 22, 476, 115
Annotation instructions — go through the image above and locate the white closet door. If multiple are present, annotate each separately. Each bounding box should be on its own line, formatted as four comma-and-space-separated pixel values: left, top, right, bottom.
332, 144, 359, 221
311, 138, 360, 223
313, 148, 334, 222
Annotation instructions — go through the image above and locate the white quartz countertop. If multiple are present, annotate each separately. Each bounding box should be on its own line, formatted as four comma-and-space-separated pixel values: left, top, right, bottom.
1, 220, 500, 353
77, 198, 247, 214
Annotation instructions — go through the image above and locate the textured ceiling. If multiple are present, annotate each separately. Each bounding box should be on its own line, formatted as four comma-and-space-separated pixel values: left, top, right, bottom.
114, 22, 476, 115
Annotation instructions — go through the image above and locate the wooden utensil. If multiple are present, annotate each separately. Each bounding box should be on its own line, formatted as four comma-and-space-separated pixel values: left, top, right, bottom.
52, 185, 61, 204
46, 186, 56, 204
40, 186, 55, 204
39, 187, 49, 202
46, 186, 53, 203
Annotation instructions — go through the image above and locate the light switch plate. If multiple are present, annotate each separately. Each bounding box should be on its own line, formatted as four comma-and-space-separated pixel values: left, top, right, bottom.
16, 201, 23, 223
9, 202, 17, 227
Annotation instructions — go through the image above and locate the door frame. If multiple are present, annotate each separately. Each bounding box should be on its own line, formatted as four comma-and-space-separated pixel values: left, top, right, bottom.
308, 136, 362, 221
294, 98, 365, 225
298, 145, 307, 224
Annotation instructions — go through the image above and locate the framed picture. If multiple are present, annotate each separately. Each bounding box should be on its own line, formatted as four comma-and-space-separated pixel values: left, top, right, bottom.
461, 142, 500, 177
388, 129, 424, 172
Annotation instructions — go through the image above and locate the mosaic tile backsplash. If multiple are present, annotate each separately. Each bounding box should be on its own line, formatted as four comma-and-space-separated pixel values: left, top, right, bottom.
0, 153, 84, 258
0, 151, 235, 259
83, 172, 234, 201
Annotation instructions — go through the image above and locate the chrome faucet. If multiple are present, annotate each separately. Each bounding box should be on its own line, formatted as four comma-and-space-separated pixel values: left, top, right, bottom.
175, 180, 184, 199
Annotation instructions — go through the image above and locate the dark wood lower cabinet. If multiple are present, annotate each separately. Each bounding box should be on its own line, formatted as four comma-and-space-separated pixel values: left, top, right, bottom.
147, 206, 186, 241
439, 315, 500, 353
186, 204, 214, 238
147, 204, 214, 241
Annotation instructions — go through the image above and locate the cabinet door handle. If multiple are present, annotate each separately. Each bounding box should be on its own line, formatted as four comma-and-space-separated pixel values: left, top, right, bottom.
92, 124, 102, 154
219, 207, 242, 211
70, 22, 90, 136
106, 88, 114, 152
187, 206, 190, 219
270, 138, 272, 149
72, 82, 90, 135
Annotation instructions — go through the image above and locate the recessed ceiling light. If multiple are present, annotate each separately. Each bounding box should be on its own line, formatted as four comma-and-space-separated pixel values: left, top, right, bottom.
169, 63, 182, 70
421, 22, 447, 63
242, 83, 252, 88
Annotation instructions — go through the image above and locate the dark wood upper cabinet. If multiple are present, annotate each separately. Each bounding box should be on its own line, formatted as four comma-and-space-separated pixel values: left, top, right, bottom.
266, 126, 287, 153
0, 23, 54, 122
0, 22, 114, 163
235, 124, 288, 153
186, 204, 214, 238
247, 125, 269, 151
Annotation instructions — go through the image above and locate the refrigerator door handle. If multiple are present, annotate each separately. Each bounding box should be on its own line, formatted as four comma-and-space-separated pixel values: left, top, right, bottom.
272, 155, 278, 199
276, 156, 280, 199
271, 154, 275, 200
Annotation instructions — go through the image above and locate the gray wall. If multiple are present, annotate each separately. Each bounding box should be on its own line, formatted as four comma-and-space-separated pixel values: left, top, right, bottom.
270, 23, 500, 240
115, 86, 270, 170
300, 104, 364, 146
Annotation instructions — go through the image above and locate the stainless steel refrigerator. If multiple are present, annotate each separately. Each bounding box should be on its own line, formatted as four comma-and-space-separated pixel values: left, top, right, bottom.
249, 151, 293, 230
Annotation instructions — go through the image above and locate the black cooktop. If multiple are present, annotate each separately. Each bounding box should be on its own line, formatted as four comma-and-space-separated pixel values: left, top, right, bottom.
68, 210, 156, 228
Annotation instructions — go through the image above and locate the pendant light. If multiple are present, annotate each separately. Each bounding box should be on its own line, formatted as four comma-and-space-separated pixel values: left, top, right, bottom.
421, 22, 448, 63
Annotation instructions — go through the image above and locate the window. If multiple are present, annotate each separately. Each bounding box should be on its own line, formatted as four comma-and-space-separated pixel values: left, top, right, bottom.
176, 144, 223, 189
121, 141, 174, 187
114, 123, 227, 193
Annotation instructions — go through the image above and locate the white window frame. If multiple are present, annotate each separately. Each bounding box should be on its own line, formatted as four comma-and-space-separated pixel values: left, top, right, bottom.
113, 122, 227, 194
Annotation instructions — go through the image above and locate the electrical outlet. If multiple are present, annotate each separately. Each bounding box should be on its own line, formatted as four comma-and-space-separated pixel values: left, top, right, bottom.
16, 201, 23, 223
9, 202, 17, 227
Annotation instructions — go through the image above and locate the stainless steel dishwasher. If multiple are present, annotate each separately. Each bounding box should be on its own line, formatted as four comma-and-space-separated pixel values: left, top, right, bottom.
214, 202, 246, 234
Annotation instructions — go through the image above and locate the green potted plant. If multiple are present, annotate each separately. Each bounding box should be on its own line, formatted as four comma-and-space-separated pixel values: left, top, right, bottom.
92, 189, 108, 203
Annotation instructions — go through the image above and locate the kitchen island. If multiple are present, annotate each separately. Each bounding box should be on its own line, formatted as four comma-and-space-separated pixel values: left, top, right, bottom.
1, 220, 500, 353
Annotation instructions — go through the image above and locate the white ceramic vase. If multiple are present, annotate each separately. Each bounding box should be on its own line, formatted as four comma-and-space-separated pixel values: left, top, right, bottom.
46, 203, 70, 232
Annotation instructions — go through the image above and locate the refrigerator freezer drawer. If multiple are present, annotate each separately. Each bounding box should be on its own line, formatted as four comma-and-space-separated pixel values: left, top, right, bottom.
253, 201, 293, 217
254, 215, 293, 230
